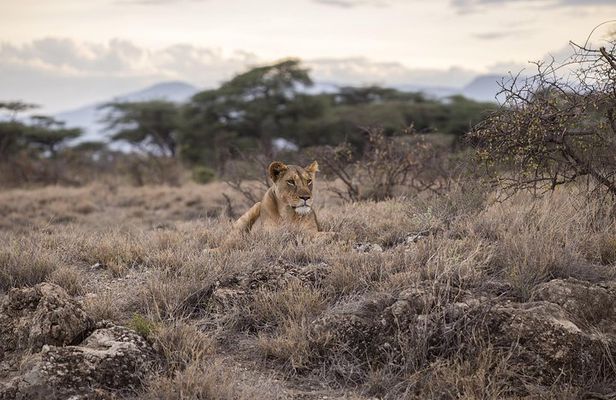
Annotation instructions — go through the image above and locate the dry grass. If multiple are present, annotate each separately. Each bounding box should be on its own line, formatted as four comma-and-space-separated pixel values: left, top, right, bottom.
464, 191, 616, 299
143, 360, 284, 400
1, 180, 615, 398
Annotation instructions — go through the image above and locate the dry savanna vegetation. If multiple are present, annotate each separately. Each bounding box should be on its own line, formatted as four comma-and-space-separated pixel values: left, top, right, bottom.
1, 178, 616, 399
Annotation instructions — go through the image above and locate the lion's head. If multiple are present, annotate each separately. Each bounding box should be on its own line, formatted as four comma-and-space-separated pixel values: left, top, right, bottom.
268, 160, 319, 216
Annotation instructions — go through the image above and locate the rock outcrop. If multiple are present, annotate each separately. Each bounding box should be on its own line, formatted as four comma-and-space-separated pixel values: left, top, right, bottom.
178, 259, 330, 318
308, 279, 616, 395
532, 278, 616, 333
0, 283, 157, 400
0, 283, 94, 359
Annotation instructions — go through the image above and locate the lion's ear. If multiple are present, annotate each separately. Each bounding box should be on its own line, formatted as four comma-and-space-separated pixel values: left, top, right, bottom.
305, 160, 319, 175
268, 161, 288, 182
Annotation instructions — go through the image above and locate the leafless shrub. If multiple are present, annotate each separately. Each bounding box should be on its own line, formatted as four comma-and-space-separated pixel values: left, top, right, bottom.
313, 127, 455, 201
222, 155, 270, 206
470, 37, 616, 199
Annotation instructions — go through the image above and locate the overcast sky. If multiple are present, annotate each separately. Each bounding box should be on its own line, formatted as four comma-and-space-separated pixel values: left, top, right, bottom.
1, 0, 615, 112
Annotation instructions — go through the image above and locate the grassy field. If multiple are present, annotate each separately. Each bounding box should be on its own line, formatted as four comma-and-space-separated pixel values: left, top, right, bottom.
1, 180, 616, 399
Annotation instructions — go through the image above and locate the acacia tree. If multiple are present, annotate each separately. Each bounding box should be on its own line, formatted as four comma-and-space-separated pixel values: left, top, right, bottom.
0, 101, 38, 158
101, 100, 181, 157
26, 116, 81, 156
0, 101, 84, 185
182, 59, 323, 169
0, 102, 81, 158
470, 38, 616, 197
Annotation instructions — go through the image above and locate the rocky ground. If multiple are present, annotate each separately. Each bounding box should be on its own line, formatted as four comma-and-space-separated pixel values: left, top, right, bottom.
1, 276, 616, 399
1, 183, 616, 399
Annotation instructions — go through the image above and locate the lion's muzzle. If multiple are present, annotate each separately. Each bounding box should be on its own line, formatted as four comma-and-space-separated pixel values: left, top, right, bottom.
293, 205, 312, 215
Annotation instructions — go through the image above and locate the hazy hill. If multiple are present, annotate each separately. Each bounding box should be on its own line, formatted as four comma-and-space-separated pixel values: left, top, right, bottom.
396, 75, 503, 102
55, 81, 199, 143
460, 74, 504, 102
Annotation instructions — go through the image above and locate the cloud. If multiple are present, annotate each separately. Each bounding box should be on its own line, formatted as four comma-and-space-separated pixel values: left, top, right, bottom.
0, 38, 150, 77
451, 0, 525, 14
0, 38, 259, 81
452, 0, 616, 13
5, 37, 582, 116
312, 0, 389, 8
0, 38, 258, 112
307, 57, 477, 87
120, 0, 390, 7
472, 30, 527, 40
485, 43, 578, 78
113, 0, 208, 5
0, 37, 482, 113
554, 0, 616, 4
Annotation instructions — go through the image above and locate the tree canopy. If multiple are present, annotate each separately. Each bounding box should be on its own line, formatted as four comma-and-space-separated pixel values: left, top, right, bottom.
181, 59, 324, 167
101, 100, 181, 157
0, 103, 82, 159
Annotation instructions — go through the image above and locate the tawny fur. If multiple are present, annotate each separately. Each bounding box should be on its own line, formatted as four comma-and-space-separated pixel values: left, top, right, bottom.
217, 160, 323, 250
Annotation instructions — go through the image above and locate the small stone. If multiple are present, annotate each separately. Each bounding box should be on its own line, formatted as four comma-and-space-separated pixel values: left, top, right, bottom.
90, 262, 105, 271
405, 230, 430, 244
353, 242, 383, 253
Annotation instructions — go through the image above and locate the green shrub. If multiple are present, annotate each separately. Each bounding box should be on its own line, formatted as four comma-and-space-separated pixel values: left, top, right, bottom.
192, 166, 216, 184
129, 313, 157, 338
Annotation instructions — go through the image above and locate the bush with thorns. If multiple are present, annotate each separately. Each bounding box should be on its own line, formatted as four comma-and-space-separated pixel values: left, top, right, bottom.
471, 38, 616, 197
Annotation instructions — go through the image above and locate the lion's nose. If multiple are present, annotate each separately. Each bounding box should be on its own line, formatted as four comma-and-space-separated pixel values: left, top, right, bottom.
299, 195, 311, 201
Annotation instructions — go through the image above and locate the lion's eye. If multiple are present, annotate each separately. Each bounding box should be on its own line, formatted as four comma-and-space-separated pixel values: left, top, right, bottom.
287, 180, 295, 186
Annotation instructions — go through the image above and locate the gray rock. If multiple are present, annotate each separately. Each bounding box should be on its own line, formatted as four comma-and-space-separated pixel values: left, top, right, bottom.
0, 283, 94, 360
178, 260, 331, 319
89, 262, 105, 271
0, 284, 157, 400
1, 322, 157, 400
467, 300, 611, 385
531, 278, 616, 332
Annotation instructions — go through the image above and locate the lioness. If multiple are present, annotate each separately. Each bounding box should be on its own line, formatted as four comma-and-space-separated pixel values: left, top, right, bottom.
234, 160, 321, 233
214, 160, 323, 250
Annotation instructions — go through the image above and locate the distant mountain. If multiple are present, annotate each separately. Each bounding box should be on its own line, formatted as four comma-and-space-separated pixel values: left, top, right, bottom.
392, 84, 459, 99
55, 81, 199, 144
460, 75, 505, 103
393, 74, 505, 103
115, 81, 199, 103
